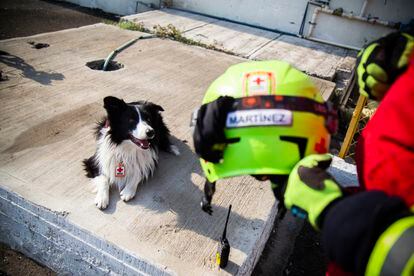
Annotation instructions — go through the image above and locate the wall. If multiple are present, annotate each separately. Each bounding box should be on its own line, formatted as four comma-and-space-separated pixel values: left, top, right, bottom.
171, 0, 413, 32
63, 0, 413, 49
172, 0, 309, 34
172, 0, 413, 48
64, 0, 160, 15
0, 187, 172, 275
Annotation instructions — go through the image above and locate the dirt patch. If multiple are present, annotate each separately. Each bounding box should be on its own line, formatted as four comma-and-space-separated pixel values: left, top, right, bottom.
0, 0, 119, 40
28, 41, 50, 49
0, 243, 55, 276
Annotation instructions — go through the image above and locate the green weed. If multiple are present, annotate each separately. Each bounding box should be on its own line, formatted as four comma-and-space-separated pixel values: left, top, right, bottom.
104, 21, 235, 55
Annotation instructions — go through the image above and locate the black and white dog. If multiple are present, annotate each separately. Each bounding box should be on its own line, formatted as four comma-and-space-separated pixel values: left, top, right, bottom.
83, 96, 179, 210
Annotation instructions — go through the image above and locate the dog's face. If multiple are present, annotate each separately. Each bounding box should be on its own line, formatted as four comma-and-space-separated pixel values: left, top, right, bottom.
103, 96, 164, 149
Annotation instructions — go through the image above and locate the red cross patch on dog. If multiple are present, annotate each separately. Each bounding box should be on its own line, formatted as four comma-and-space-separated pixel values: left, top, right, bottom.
115, 162, 125, 177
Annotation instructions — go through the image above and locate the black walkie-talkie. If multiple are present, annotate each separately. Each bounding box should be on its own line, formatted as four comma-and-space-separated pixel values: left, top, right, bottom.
216, 204, 232, 268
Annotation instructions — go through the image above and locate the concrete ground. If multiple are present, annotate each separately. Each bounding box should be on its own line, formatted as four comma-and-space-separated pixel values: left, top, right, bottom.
0, 2, 359, 275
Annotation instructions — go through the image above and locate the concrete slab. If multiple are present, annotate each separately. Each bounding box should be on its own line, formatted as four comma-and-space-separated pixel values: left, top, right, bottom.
183, 21, 280, 57
123, 9, 355, 98
309, 77, 336, 101
123, 9, 358, 79
251, 35, 357, 81
0, 23, 278, 275
123, 9, 219, 33
124, 9, 281, 58
330, 156, 358, 188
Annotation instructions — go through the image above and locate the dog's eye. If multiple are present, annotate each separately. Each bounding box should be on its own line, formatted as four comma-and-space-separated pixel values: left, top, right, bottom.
129, 119, 136, 124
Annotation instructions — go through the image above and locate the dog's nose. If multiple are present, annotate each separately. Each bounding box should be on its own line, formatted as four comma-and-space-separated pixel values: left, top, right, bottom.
146, 128, 155, 139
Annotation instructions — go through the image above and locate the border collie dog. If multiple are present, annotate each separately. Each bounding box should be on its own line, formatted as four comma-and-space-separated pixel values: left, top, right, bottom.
83, 96, 179, 210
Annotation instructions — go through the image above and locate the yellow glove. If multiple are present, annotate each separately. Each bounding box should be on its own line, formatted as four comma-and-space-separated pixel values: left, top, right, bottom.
357, 32, 414, 100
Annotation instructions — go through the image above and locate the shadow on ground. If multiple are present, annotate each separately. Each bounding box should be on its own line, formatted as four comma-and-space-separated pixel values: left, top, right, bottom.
97, 137, 266, 262
0, 51, 64, 85
3, 102, 101, 154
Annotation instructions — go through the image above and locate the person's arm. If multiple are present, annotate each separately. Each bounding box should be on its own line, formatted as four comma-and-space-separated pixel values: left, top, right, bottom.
284, 154, 414, 275
321, 191, 412, 274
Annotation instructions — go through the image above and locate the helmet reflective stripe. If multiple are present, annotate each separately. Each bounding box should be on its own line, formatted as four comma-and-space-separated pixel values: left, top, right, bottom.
365, 216, 414, 276
229, 95, 337, 133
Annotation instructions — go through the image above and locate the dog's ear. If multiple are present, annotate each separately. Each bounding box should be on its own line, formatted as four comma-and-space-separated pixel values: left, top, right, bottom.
149, 102, 164, 113
103, 96, 127, 112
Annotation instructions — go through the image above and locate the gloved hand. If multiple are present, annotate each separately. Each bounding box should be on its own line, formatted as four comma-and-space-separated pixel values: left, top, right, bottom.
284, 154, 342, 229
193, 96, 235, 163
357, 31, 414, 100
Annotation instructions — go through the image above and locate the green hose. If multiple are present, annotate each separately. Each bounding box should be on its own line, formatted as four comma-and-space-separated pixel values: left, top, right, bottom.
102, 35, 155, 71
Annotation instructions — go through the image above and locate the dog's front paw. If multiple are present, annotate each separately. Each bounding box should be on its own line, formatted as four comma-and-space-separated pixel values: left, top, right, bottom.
95, 190, 109, 210
120, 186, 137, 202
169, 145, 180, 156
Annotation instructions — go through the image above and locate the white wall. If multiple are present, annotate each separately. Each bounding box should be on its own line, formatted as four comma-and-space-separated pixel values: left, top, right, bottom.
172, 0, 413, 48
172, 0, 309, 34
64, 0, 413, 49
172, 0, 413, 33
64, 0, 159, 15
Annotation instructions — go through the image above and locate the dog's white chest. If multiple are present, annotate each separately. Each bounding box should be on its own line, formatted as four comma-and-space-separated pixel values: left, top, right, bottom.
97, 135, 158, 187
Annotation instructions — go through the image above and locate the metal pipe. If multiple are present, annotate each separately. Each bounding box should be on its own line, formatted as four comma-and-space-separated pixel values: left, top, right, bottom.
307, 36, 362, 50
319, 6, 395, 27
360, 0, 369, 17
299, 2, 311, 37
299, 1, 326, 37
307, 7, 321, 38
102, 35, 155, 71
307, 5, 395, 40
306, 5, 396, 50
